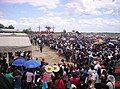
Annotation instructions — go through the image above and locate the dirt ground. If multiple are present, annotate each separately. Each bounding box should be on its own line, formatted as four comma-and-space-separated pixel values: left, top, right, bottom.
32, 45, 65, 65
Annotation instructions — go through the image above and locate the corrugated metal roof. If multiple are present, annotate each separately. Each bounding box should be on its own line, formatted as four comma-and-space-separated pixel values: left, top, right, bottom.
0, 28, 18, 32
0, 33, 28, 36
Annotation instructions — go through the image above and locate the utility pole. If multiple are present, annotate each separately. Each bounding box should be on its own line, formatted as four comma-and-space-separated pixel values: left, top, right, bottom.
53, 26, 54, 32
38, 25, 41, 32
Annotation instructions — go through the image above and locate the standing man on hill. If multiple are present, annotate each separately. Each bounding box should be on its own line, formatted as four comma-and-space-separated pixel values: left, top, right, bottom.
38, 38, 43, 53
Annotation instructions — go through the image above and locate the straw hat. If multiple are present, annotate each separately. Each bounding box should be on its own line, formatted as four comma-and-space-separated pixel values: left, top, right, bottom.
52, 65, 60, 72
45, 65, 53, 73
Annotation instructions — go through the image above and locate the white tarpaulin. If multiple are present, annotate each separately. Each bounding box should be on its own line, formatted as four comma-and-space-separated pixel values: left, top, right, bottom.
0, 33, 32, 52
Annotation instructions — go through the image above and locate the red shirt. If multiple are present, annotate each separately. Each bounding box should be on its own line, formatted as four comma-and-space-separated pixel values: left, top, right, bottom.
55, 79, 65, 89
69, 77, 79, 86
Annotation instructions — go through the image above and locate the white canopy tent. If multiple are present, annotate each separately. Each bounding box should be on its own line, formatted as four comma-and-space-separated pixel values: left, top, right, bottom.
0, 33, 32, 52
0, 32, 32, 64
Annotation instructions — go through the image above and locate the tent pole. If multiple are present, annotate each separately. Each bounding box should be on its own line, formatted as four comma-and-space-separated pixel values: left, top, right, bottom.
6, 52, 9, 66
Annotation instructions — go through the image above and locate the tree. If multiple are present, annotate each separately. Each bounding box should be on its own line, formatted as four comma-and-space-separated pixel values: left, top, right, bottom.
45, 26, 51, 34
4, 27, 8, 29
63, 29, 66, 37
45, 26, 51, 32
0, 24, 4, 28
8, 25, 14, 29
22, 28, 33, 34
22, 29, 30, 34
63, 29, 66, 34
72, 30, 75, 33
76, 31, 79, 34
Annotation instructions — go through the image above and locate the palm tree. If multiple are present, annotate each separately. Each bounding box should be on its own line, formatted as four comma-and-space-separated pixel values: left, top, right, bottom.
8, 25, 14, 29
45, 26, 51, 34
0, 24, 4, 28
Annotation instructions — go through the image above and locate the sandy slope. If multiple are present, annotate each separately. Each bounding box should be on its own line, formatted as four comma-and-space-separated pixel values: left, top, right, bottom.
32, 46, 64, 65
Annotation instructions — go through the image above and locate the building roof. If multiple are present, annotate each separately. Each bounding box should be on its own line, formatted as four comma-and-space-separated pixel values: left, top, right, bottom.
0, 28, 18, 32
0, 33, 28, 36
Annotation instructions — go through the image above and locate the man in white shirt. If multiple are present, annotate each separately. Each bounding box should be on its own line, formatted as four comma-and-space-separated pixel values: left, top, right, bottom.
106, 75, 115, 89
94, 61, 101, 71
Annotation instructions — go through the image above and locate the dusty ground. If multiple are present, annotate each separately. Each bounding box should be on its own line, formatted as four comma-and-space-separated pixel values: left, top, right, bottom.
32, 45, 65, 65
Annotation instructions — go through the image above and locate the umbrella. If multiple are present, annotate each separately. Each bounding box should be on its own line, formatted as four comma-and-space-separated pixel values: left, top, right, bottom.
23, 59, 41, 68
12, 57, 27, 66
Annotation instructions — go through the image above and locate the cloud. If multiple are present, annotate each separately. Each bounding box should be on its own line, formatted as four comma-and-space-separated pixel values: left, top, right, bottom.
78, 18, 120, 26
45, 11, 69, 17
8, 16, 70, 30
1, 0, 60, 9
0, 11, 4, 17
0, 15, 120, 32
65, 0, 120, 16
33, 16, 70, 26
0, 18, 17, 26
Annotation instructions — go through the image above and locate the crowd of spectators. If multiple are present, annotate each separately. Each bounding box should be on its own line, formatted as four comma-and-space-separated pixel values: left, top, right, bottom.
44, 32, 119, 89
0, 32, 120, 89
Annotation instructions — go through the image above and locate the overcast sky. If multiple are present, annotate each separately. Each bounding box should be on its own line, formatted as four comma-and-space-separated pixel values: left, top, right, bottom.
0, 0, 120, 32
